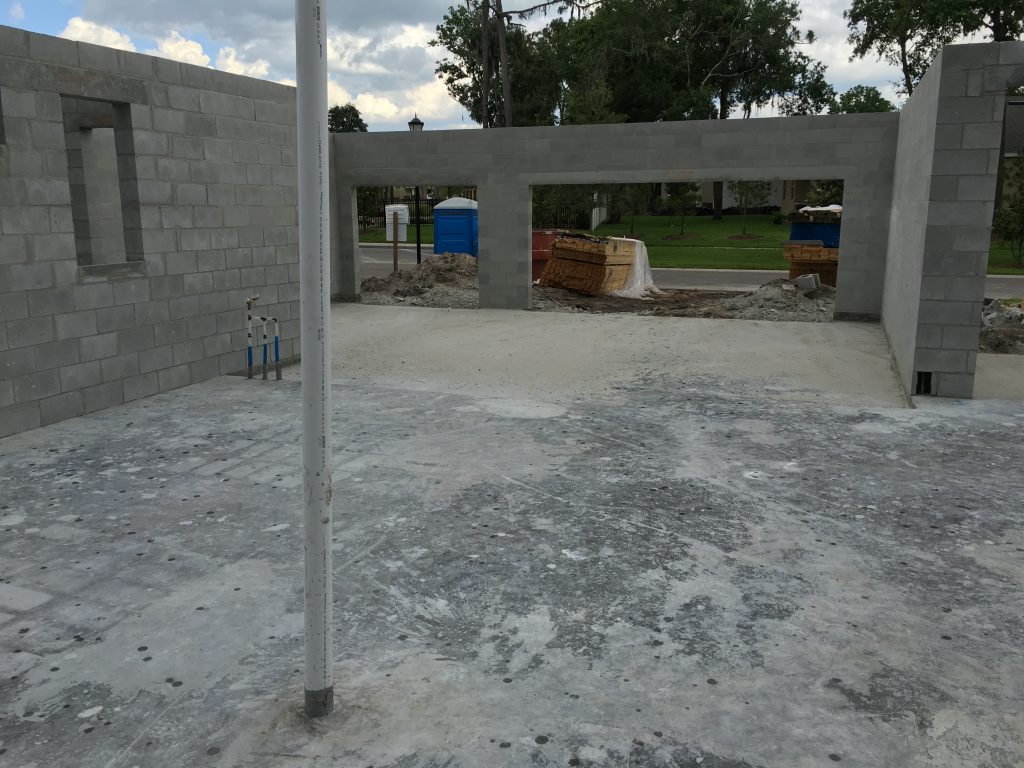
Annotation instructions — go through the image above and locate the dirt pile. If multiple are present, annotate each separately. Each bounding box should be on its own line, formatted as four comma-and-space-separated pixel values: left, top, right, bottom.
980, 298, 1024, 354
718, 279, 835, 322
533, 280, 835, 322
362, 264, 836, 324
361, 253, 479, 309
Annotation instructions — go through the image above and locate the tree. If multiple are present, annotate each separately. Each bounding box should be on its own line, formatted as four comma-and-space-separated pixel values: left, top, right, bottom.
668, 0, 824, 218
327, 103, 368, 133
727, 180, 771, 234
433, 3, 563, 127
667, 182, 703, 236
778, 61, 837, 116
925, 1, 1024, 42
995, 141, 1024, 266
993, 198, 1024, 266
845, 0, 959, 96
803, 179, 845, 207
830, 85, 896, 114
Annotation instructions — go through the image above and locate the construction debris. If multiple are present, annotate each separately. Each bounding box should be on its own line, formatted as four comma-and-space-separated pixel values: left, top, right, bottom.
718, 279, 835, 322
980, 298, 1024, 354
362, 257, 836, 324
360, 253, 480, 309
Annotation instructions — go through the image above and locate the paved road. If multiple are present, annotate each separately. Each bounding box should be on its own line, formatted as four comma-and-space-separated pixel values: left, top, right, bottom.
358, 244, 1024, 298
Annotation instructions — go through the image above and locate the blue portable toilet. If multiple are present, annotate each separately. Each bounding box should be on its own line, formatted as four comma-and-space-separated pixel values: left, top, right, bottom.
433, 197, 479, 257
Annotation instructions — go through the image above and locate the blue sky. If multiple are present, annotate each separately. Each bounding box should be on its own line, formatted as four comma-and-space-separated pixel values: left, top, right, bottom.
5, 1, 964, 131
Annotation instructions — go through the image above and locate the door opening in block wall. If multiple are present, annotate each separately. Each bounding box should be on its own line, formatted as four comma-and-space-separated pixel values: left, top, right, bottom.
530, 179, 841, 318
355, 184, 480, 307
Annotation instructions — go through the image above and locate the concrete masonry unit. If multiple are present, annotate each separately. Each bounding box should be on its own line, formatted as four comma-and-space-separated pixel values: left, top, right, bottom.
1, 25, 1023, 438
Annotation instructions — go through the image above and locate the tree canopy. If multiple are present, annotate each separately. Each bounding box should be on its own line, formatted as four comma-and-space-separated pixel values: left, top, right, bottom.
845, 0, 959, 97
432, 0, 834, 129
830, 85, 896, 113
328, 103, 368, 133
845, 0, 1023, 97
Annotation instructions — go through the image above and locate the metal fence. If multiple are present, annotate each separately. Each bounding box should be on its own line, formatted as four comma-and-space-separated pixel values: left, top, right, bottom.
357, 187, 595, 231
358, 187, 477, 231
533, 201, 593, 230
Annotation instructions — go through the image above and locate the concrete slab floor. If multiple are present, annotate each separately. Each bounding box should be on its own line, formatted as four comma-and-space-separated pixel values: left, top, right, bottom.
974, 353, 1024, 401
1, 309, 1022, 768
317, 305, 908, 408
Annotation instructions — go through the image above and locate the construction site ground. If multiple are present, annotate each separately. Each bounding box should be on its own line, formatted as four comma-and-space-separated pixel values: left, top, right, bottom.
2, 305, 1023, 768
360, 255, 836, 323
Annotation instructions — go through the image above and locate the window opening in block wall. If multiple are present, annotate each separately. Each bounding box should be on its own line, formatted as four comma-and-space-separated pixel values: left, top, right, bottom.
61, 95, 141, 267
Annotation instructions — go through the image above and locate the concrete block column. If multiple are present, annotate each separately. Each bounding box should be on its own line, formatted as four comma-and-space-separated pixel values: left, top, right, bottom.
836, 176, 894, 318
911, 43, 1024, 398
330, 171, 360, 301
477, 178, 531, 310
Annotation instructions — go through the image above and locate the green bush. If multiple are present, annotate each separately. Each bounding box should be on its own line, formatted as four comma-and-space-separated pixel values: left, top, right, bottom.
994, 195, 1024, 267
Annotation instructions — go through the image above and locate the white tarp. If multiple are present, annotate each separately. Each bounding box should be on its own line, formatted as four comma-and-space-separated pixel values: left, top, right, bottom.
608, 237, 664, 299
798, 204, 843, 214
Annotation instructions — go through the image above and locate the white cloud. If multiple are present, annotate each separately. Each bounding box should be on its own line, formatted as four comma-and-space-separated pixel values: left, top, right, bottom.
384, 24, 435, 50
326, 31, 390, 76
328, 79, 354, 109
354, 93, 402, 122
9, 2, 24, 20
59, 17, 136, 52
216, 46, 271, 78
400, 78, 462, 123
70, 0, 985, 132
146, 31, 211, 67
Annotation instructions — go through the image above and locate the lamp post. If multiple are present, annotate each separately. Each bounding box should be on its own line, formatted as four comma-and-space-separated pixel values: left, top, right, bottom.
408, 114, 424, 264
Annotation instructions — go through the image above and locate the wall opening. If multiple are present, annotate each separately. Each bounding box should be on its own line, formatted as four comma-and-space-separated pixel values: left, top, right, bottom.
61, 96, 141, 267
915, 371, 934, 396
355, 184, 480, 307
979, 85, 1024, 377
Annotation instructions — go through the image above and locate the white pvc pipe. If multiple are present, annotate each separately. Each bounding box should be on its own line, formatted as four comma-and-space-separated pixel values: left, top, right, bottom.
295, 0, 333, 718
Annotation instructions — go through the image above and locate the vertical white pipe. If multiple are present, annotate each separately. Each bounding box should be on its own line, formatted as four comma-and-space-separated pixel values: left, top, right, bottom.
295, 0, 333, 718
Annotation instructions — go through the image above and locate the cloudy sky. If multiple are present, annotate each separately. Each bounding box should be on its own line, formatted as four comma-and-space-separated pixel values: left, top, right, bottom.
5, 1, 955, 130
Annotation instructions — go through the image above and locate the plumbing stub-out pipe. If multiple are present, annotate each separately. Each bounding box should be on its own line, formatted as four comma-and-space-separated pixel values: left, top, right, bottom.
245, 295, 260, 379
261, 317, 269, 380
256, 315, 282, 381
274, 318, 282, 381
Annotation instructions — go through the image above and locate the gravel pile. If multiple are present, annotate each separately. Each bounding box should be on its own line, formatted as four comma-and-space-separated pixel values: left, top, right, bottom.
980, 298, 1024, 354
360, 253, 480, 309
719, 279, 835, 322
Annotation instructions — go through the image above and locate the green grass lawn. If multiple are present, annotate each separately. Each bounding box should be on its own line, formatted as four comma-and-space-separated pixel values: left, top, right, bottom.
986, 247, 1024, 275
359, 215, 1023, 275
597, 214, 796, 270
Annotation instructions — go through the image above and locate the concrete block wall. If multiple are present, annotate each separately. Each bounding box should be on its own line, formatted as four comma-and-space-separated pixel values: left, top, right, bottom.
331, 113, 899, 313
0, 26, 299, 437
881, 51, 944, 397
884, 41, 1024, 398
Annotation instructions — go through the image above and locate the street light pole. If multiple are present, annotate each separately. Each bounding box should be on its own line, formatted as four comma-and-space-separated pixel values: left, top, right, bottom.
295, 0, 333, 719
408, 114, 424, 264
